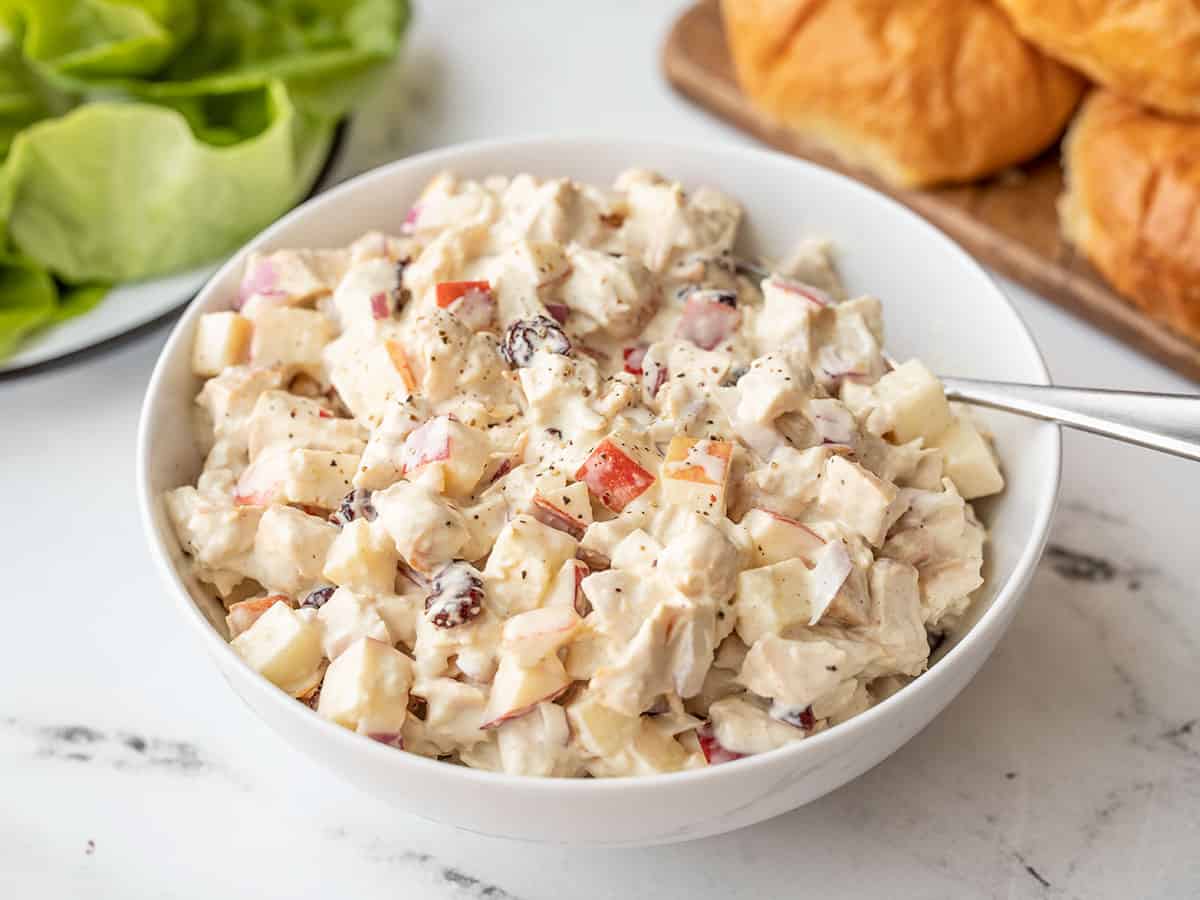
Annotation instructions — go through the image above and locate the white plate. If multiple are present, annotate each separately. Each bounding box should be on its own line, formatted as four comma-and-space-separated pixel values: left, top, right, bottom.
0, 264, 220, 373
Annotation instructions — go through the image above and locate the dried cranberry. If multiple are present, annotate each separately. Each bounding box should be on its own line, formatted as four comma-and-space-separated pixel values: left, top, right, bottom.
331, 488, 376, 526
301, 585, 336, 609
500, 316, 571, 367
425, 560, 485, 628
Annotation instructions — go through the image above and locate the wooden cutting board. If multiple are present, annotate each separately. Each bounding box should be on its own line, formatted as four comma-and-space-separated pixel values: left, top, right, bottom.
662, 0, 1200, 382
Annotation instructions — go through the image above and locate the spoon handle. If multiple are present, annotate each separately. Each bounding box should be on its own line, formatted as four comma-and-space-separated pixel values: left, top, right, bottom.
940, 376, 1200, 462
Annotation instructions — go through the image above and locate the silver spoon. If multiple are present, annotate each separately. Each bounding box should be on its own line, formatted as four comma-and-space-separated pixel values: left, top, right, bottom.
938, 376, 1200, 462
734, 260, 1200, 462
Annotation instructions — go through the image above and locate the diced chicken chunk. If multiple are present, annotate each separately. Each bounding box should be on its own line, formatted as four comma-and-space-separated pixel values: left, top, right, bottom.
372, 480, 469, 575
817, 455, 900, 547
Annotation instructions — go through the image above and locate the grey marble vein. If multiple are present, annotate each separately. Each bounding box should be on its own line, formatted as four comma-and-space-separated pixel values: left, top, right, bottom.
325, 827, 524, 899
1, 715, 238, 782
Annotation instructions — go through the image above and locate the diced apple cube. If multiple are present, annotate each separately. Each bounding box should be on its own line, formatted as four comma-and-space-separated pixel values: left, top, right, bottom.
623, 720, 693, 773
237, 448, 360, 511
246, 390, 365, 460
401, 416, 490, 497
708, 696, 805, 756
494, 702, 576, 777
481, 654, 571, 729
538, 482, 594, 527
873, 359, 952, 444
733, 558, 813, 645
231, 602, 324, 696
315, 586, 392, 660
929, 412, 1004, 499
740, 507, 825, 567
661, 436, 732, 517
817, 455, 900, 547
574, 432, 657, 512
372, 480, 468, 575
482, 514, 578, 616
317, 637, 414, 737
322, 520, 399, 596
192, 312, 252, 376
544, 558, 590, 615
226, 594, 291, 639
566, 691, 641, 758
501, 605, 582, 666
251, 506, 337, 595
527, 480, 593, 540
239, 248, 348, 308
249, 307, 333, 375
373, 590, 421, 649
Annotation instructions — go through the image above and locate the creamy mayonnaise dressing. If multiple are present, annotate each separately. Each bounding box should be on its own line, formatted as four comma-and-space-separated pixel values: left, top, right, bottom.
167, 169, 1005, 777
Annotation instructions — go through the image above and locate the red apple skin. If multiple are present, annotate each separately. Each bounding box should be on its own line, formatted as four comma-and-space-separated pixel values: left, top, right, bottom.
528, 496, 587, 540
436, 280, 491, 308
479, 683, 571, 731
574, 439, 655, 512
697, 725, 744, 765
623, 344, 647, 375
401, 417, 453, 475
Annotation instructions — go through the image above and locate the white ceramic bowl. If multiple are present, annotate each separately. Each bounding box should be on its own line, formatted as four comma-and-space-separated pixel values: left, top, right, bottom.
137, 137, 1060, 847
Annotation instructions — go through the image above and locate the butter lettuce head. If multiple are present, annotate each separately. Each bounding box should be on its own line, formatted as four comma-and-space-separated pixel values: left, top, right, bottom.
4, 83, 333, 282
0, 0, 409, 360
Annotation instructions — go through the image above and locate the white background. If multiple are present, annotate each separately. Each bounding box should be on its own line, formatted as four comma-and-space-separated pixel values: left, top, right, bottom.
3, 3, 1198, 897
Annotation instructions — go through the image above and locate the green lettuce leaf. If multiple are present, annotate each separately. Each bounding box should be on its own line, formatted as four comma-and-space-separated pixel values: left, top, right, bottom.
1, 79, 332, 283
6, 0, 409, 120
0, 0, 409, 361
0, 0, 196, 78
0, 252, 55, 358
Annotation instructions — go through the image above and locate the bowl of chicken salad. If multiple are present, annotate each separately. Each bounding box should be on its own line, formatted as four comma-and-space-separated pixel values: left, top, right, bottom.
137, 137, 1059, 846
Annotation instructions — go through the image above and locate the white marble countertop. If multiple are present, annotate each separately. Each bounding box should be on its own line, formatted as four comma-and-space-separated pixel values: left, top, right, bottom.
4, 2, 1198, 897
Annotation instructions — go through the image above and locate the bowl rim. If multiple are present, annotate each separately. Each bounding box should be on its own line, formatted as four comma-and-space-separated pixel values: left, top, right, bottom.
137, 134, 1061, 792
